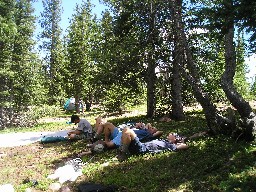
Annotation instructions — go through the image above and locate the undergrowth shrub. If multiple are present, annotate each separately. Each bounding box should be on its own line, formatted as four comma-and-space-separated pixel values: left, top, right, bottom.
0, 105, 61, 129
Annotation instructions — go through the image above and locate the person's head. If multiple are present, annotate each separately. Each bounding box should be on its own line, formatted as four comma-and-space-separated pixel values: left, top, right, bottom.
135, 122, 145, 128
147, 126, 158, 134
71, 115, 80, 124
167, 133, 176, 143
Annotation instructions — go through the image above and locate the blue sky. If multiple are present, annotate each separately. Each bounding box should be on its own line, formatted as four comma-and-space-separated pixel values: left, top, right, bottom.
245, 54, 256, 83
33, 0, 108, 35
32, 0, 108, 59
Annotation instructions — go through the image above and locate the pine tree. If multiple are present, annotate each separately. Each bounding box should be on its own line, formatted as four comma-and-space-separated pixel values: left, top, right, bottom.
0, 0, 46, 128
65, 0, 98, 113
12, 0, 39, 108
0, 0, 17, 127
39, 0, 65, 105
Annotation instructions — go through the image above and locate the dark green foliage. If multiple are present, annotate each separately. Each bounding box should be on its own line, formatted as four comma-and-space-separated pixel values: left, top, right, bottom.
185, 0, 251, 103
90, 6, 147, 113
64, 0, 99, 111
12, 0, 45, 107
234, 0, 256, 52
101, 85, 145, 113
102, 0, 253, 118
0, 0, 49, 128
250, 76, 256, 97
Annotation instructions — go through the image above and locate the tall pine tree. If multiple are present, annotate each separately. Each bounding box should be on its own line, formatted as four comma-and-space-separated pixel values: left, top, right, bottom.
39, 0, 65, 105
65, 0, 98, 113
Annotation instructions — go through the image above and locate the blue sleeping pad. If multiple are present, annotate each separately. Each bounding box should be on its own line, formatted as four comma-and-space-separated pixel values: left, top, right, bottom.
40, 136, 68, 143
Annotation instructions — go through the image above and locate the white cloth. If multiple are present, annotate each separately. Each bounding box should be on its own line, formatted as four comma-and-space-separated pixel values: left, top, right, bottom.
47, 158, 84, 184
0, 184, 14, 192
47, 164, 83, 184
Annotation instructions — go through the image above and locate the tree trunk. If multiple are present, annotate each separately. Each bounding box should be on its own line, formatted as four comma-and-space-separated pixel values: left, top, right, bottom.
75, 95, 80, 114
169, 0, 230, 134
221, 1, 256, 141
0, 107, 4, 129
170, 0, 185, 121
146, 53, 156, 118
146, 1, 157, 118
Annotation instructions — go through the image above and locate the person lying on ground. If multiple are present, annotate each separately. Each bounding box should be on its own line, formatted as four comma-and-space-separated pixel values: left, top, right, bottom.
123, 122, 157, 132
133, 122, 152, 129
91, 117, 163, 149
94, 117, 163, 139
67, 114, 93, 140
78, 129, 207, 157
124, 122, 164, 141
117, 127, 189, 161
134, 122, 163, 142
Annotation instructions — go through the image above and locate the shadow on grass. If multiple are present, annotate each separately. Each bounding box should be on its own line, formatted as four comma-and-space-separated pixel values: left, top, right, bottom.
68, 138, 255, 192
41, 113, 256, 192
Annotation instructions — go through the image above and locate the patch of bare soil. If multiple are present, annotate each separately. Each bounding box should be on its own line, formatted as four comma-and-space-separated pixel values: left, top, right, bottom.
0, 139, 89, 191
0, 143, 47, 191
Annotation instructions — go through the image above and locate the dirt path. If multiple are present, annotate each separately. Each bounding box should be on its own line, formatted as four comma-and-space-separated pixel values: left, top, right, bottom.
0, 130, 70, 148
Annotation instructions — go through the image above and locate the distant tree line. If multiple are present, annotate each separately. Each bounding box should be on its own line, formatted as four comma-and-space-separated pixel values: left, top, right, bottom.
0, 0, 256, 141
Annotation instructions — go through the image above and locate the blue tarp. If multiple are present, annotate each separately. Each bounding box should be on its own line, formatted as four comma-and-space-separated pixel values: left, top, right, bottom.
64, 98, 83, 111
64, 98, 75, 110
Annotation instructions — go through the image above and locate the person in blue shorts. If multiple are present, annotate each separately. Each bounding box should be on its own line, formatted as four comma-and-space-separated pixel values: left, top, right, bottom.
117, 127, 189, 161
92, 117, 163, 149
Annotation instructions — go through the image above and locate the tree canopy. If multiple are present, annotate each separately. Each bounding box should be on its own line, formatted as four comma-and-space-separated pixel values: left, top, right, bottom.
0, 0, 256, 141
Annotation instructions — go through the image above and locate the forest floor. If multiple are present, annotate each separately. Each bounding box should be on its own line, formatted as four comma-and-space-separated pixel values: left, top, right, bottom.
0, 103, 256, 192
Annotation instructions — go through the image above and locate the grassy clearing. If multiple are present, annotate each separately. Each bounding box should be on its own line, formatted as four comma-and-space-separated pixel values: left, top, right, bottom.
0, 109, 255, 192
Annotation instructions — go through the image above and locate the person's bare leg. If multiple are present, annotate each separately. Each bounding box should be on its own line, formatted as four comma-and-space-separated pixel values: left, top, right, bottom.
121, 127, 136, 145
93, 117, 106, 139
145, 123, 152, 129
176, 143, 189, 150
103, 125, 116, 142
188, 131, 208, 139
94, 124, 104, 138
118, 127, 136, 161
78, 150, 93, 157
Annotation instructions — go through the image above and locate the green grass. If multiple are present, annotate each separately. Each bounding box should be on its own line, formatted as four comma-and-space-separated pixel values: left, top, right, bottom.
0, 109, 255, 192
